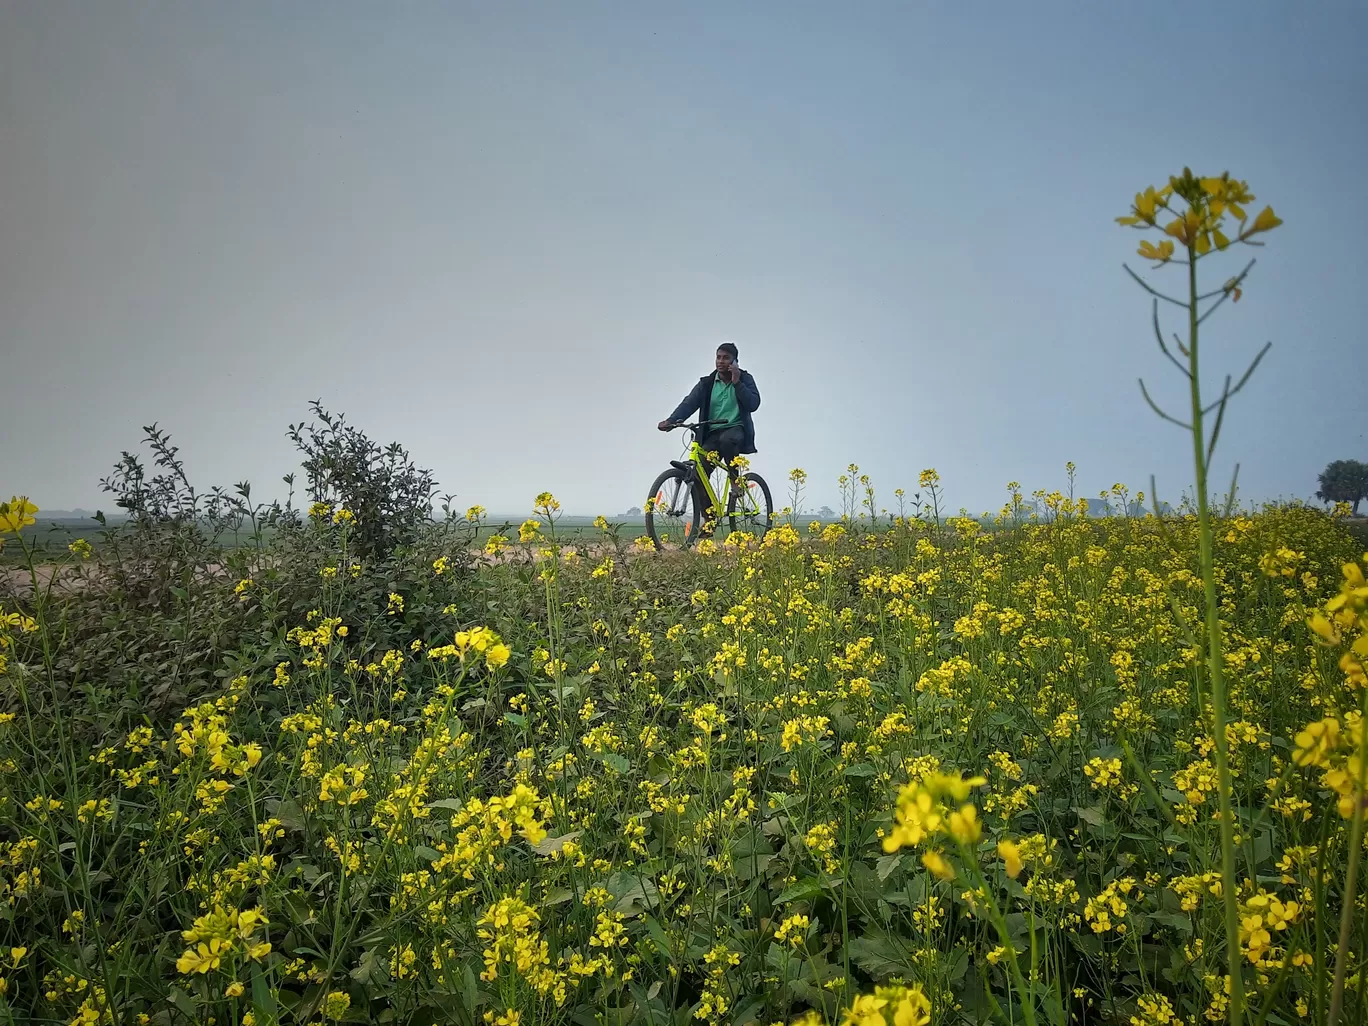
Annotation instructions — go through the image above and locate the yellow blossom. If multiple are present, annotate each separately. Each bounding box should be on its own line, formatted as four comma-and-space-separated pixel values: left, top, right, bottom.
998, 839, 1023, 878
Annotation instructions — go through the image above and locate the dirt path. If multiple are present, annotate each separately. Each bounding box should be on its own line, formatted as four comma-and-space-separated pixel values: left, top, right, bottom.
0, 541, 658, 600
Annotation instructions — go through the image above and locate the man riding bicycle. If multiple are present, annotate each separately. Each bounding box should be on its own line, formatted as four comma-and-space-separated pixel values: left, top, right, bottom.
657, 342, 761, 479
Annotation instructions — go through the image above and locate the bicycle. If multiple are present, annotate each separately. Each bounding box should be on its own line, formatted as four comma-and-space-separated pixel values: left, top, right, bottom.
644, 420, 774, 551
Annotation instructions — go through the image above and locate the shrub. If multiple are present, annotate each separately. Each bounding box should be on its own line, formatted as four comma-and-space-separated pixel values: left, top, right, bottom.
287, 400, 438, 562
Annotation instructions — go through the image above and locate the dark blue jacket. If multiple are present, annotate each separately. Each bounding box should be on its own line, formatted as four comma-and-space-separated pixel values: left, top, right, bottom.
667, 370, 761, 454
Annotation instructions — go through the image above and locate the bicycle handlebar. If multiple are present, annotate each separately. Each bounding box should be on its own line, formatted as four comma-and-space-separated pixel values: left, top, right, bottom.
667, 419, 728, 433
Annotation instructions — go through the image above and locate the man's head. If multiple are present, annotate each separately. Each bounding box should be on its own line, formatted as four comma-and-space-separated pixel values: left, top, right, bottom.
715, 342, 739, 375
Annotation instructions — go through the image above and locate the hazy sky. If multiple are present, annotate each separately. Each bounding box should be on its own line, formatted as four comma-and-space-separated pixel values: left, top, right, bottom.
2, 2, 1364, 518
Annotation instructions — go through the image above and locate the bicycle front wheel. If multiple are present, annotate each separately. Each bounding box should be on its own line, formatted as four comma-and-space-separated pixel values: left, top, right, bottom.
727, 472, 773, 539
645, 467, 702, 551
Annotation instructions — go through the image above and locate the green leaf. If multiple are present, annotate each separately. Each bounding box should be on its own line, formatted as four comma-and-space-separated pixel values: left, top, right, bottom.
843, 763, 877, 778
944, 947, 969, 982
1251, 829, 1274, 866
542, 887, 575, 907
349, 946, 384, 984
281, 892, 317, 926
787, 978, 836, 1019
598, 752, 631, 775
270, 799, 307, 832
643, 915, 674, 961
251, 968, 280, 1026
875, 853, 903, 881
762, 815, 789, 838
1148, 910, 1193, 935
1072, 932, 1102, 957
778, 877, 836, 903
531, 831, 582, 856
732, 832, 775, 859
846, 933, 916, 980
168, 987, 197, 1020
732, 853, 774, 883
610, 873, 660, 915
460, 963, 478, 1014
731, 995, 767, 1025
1074, 804, 1107, 827
354, 925, 391, 947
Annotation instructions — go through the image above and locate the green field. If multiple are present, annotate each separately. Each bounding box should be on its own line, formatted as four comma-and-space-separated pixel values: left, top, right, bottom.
11, 511, 1364, 569
4, 494, 1368, 1025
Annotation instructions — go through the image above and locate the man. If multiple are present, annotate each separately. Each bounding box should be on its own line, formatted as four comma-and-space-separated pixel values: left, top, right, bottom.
657, 342, 761, 478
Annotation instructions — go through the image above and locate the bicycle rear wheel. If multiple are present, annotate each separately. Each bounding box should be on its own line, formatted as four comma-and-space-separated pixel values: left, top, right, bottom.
727, 472, 773, 539
645, 467, 702, 551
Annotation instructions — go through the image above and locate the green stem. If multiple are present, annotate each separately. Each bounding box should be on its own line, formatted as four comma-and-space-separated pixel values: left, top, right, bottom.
1186, 251, 1246, 1024
964, 853, 1037, 1026
1327, 677, 1368, 1026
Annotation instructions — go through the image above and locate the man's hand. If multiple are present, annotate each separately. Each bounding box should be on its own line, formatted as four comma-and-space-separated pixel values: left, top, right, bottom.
728, 365, 743, 384
657, 420, 675, 431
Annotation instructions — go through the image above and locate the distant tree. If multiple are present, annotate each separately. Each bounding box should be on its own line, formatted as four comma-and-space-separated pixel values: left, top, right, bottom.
1316, 459, 1368, 515
624, 506, 642, 517
816, 505, 836, 520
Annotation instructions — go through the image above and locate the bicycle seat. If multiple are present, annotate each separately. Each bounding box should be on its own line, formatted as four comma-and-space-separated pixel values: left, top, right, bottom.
670, 460, 693, 471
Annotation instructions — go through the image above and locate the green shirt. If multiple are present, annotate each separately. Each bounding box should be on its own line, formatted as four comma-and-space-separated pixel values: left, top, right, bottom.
709, 378, 741, 431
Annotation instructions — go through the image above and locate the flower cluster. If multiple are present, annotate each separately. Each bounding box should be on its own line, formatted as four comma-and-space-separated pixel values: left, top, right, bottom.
175, 906, 271, 975
1117, 168, 1281, 263
0, 497, 37, 535
882, 771, 985, 854
840, 984, 931, 1026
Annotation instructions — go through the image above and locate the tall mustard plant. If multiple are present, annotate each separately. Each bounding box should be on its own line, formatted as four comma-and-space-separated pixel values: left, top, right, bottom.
1118, 168, 1282, 1024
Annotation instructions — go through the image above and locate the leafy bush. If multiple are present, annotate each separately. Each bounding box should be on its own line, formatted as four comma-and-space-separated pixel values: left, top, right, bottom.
287, 400, 438, 562
96, 422, 269, 603
2, 407, 474, 732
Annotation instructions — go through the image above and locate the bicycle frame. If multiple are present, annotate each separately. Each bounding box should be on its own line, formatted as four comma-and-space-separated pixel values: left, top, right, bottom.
647, 420, 769, 549
687, 439, 734, 519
